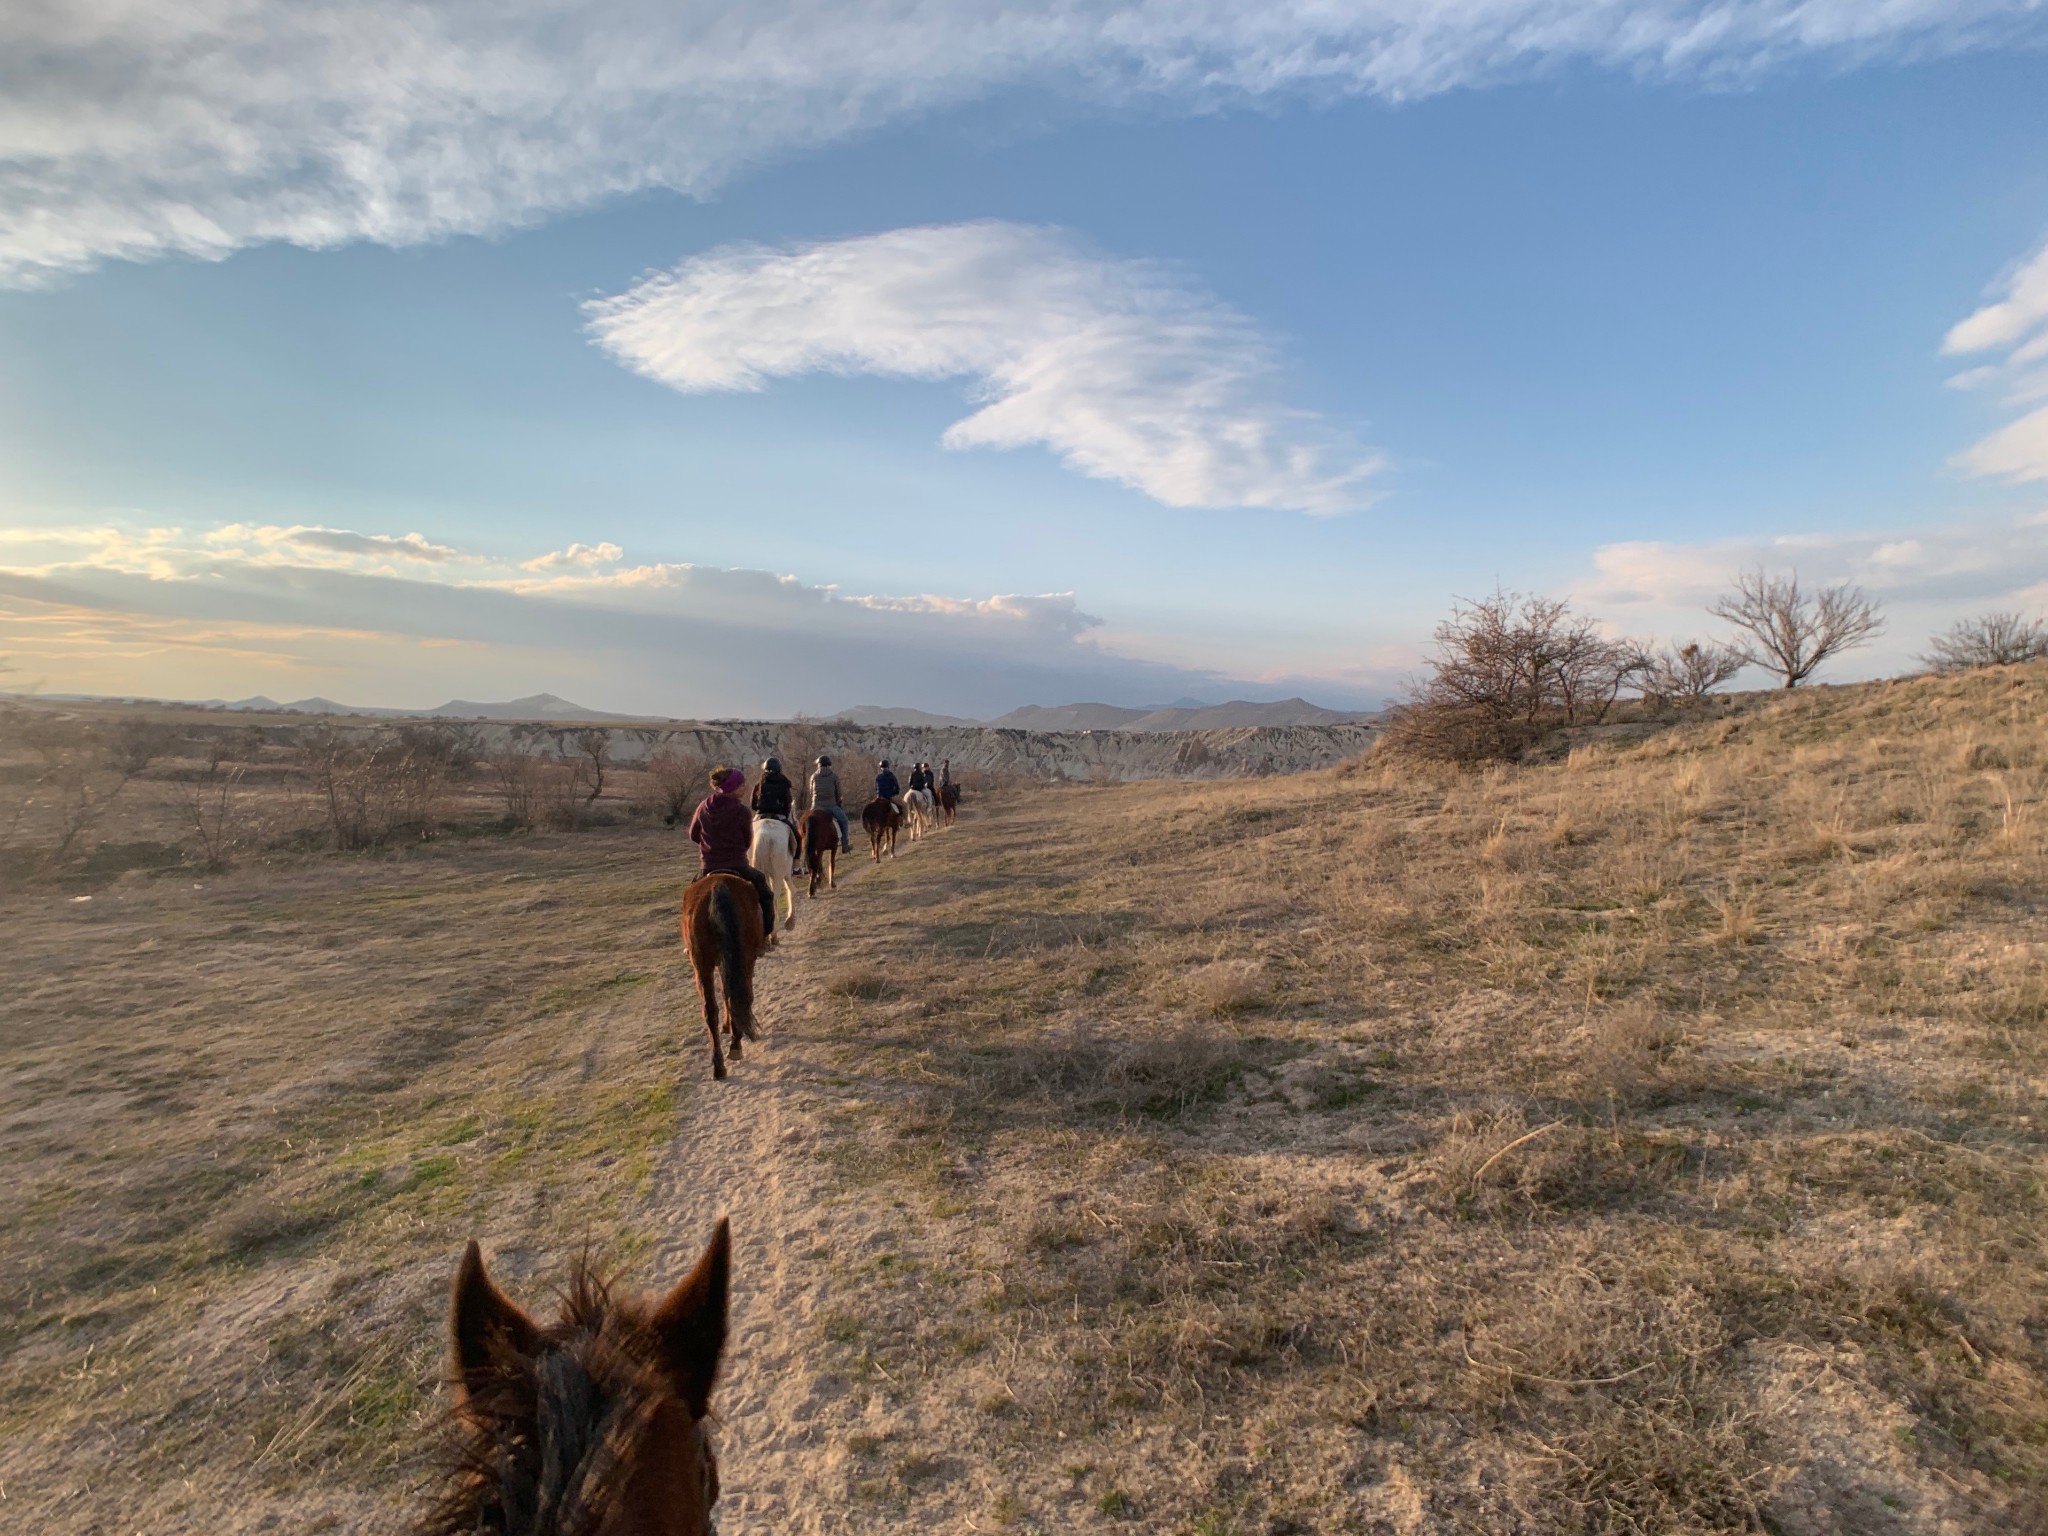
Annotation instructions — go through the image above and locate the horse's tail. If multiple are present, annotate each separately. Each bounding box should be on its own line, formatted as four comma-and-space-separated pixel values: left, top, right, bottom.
709, 881, 755, 1039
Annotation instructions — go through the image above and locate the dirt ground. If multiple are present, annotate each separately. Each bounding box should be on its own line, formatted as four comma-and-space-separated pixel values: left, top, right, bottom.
3, 667, 2045, 1533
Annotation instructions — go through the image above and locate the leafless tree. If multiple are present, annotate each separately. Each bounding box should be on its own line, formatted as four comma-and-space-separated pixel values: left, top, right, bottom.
1643, 640, 1747, 706
182, 763, 249, 868
1918, 611, 2048, 675
1708, 569, 1884, 689
11, 714, 170, 871
648, 746, 709, 825
493, 736, 548, 829
573, 728, 610, 804
1383, 590, 1649, 763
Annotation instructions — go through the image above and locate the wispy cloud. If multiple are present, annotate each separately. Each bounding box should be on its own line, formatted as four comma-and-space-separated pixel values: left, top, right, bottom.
4, 1, 2040, 287
1571, 510, 2048, 675
0, 520, 1356, 714
1945, 234, 2048, 482
588, 222, 1377, 512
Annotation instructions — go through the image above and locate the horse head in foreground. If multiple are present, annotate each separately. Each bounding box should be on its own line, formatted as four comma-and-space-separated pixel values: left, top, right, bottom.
420, 1220, 731, 1536
861, 796, 901, 863
682, 873, 763, 1080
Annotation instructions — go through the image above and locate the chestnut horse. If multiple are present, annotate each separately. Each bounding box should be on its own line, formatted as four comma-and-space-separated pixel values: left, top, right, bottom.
417, 1220, 731, 1536
681, 873, 763, 1080
861, 796, 901, 862
938, 782, 960, 827
802, 808, 838, 895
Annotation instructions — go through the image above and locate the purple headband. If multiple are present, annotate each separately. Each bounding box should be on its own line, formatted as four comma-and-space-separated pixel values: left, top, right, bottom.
718, 768, 746, 794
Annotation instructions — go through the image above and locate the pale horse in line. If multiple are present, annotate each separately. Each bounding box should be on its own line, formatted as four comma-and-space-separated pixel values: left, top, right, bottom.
902, 787, 934, 841
750, 816, 799, 930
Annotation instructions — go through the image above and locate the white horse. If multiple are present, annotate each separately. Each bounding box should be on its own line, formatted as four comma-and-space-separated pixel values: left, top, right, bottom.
750, 816, 799, 930
903, 787, 934, 841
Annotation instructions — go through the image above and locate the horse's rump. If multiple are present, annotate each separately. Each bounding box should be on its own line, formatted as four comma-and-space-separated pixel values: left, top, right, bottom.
803, 808, 839, 855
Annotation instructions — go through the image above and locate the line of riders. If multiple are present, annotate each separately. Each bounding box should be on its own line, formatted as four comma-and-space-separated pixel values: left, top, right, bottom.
684, 754, 953, 945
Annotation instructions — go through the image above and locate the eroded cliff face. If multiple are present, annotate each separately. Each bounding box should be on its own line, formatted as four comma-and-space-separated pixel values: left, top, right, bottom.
483, 721, 1380, 781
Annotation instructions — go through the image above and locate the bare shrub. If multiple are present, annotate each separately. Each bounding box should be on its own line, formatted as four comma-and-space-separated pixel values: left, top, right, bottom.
779, 719, 828, 776
537, 759, 591, 831
571, 728, 610, 803
181, 763, 249, 869
1919, 610, 2048, 674
491, 737, 548, 829
6, 713, 169, 872
294, 722, 466, 848
1642, 640, 1746, 706
647, 746, 709, 825
1708, 568, 1884, 688
1384, 590, 1648, 763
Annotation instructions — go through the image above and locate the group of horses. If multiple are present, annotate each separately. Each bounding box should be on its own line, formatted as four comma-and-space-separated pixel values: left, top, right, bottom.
680, 781, 961, 1081
417, 781, 968, 1534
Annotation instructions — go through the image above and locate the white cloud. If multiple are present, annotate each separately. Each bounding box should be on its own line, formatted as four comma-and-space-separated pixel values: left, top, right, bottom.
1945, 234, 2048, 482
587, 222, 1377, 512
208, 524, 465, 564
1573, 511, 2048, 676
3, 1, 2040, 287
521, 541, 625, 572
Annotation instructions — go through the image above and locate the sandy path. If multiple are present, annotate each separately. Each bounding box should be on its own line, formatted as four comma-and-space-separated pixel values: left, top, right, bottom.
640, 855, 884, 1536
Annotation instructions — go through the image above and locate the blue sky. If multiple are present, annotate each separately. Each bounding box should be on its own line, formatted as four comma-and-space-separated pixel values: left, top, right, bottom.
4, 2, 2048, 717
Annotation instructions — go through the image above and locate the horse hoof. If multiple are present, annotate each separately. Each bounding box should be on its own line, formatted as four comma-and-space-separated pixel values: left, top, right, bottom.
713, 1063, 727, 1080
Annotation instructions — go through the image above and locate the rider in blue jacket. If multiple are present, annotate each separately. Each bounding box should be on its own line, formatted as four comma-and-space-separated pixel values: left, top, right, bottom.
875, 761, 901, 800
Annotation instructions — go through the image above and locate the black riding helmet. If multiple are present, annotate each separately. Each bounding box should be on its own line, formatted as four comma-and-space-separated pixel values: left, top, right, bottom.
818, 754, 831, 767
764, 756, 782, 774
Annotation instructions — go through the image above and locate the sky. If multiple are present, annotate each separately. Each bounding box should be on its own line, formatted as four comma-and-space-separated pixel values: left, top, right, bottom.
4, 1, 2048, 719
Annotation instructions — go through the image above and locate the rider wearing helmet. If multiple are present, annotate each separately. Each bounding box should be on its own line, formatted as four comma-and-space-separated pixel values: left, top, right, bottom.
874, 760, 901, 802
751, 754, 800, 872
908, 762, 933, 797
687, 765, 777, 941
809, 754, 851, 852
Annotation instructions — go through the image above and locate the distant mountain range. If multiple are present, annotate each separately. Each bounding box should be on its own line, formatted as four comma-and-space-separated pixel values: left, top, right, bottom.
834, 697, 1375, 731
160, 691, 651, 721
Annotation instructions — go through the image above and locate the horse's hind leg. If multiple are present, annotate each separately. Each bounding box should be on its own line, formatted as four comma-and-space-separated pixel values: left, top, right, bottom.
695, 952, 727, 1080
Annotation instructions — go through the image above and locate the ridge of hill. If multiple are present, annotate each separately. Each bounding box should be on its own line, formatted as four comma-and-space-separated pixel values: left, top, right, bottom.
988, 696, 1375, 731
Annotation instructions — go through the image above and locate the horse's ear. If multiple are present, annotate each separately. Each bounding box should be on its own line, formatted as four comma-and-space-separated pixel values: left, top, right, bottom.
450, 1240, 540, 1404
649, 1217, 730, 1418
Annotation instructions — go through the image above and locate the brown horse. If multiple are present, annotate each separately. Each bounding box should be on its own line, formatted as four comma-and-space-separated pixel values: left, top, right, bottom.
802, 808, 838, 896
418, 1221, 730, 1536
861, 796, 901, 862
938, 782, 960, 827
681, 873, 763, 1080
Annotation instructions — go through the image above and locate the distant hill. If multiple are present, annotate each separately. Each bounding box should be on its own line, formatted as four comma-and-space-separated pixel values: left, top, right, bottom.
988, 697, 1375, 733
220, 691, 649, 722
828, 704, 981, 727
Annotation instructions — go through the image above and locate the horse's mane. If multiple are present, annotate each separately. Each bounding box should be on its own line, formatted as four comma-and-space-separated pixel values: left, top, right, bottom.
417, 1261, 670, 1536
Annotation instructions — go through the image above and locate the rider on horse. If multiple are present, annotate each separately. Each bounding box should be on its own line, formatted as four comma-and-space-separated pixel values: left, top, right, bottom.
688, 765, 777, 942
751, 755, 800, 869
810, 754, 851, 853
875, 760, 901, 802
908, 762, 933, 797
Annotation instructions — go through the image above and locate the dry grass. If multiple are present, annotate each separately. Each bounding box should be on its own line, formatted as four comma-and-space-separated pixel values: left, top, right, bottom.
770, 664, 2048, 1533
3, 665, 2045, 1533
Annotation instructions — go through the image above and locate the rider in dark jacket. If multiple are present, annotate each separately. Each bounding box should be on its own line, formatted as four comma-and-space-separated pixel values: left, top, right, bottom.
875, 761, 901, 800
908, 763, 932, 795
751, 757, 795, 820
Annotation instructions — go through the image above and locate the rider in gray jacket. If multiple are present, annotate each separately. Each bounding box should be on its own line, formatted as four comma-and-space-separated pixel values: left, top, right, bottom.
809, 756, 851, 853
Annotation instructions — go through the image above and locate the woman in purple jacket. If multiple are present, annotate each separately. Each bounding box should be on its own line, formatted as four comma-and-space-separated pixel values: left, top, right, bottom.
687, 766, 777, 940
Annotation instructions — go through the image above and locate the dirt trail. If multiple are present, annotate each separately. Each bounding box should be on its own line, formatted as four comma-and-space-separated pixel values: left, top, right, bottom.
639, 852, 894, 1536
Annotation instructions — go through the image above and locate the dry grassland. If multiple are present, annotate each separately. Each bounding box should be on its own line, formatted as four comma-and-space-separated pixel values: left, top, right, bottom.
2, 665, 2045, 1534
